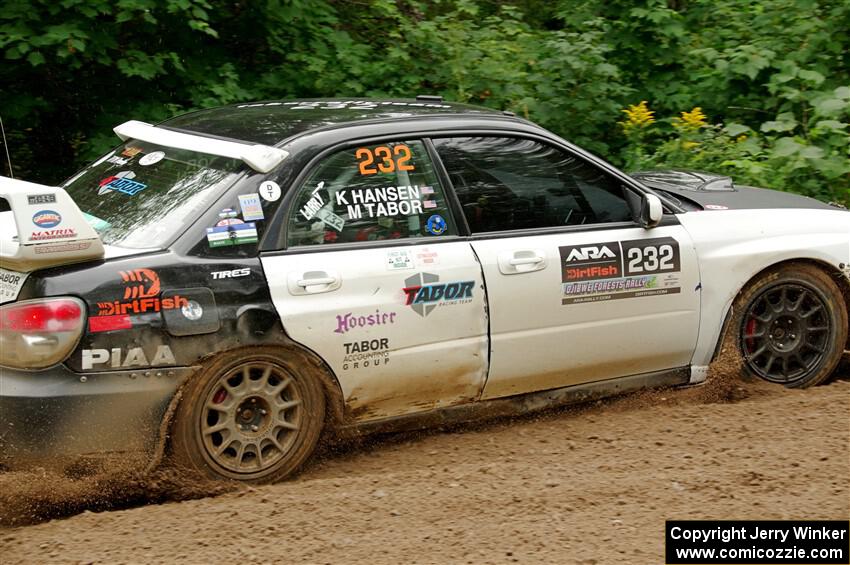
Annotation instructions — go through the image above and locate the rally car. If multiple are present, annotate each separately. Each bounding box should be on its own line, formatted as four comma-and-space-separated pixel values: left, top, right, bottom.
1, 97, 848, 483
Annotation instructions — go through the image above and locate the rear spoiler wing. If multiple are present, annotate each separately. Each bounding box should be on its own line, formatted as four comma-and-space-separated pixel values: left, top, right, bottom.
113, 120, 289, 173
0, 176, 104, 272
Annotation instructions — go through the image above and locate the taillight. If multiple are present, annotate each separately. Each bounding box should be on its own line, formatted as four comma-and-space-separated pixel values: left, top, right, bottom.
0, 297, 85, 369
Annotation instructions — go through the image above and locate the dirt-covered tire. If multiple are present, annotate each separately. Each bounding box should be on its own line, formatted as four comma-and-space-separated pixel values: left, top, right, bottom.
729, 263, 848, 388
170, 347, 325, 483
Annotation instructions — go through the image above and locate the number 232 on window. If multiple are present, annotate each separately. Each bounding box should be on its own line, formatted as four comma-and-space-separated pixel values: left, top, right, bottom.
356, 145, 415, 175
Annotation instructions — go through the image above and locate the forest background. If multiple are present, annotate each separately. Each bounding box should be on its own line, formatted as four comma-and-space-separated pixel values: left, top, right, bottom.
1, 0, 848, 205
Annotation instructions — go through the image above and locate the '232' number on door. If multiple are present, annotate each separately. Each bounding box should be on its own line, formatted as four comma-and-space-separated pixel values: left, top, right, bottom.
356, 145, 415, 175
626, 244, 675, 273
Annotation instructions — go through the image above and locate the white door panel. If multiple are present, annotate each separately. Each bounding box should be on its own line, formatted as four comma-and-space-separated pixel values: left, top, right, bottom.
261, 242, 489, 420
474, 225, 701, 399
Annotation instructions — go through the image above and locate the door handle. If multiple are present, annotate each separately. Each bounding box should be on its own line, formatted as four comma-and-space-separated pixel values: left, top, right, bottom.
508, 256, 544, 266
297, 276, 337, 287
498, 249, 547, 275
288, 270, 341, 295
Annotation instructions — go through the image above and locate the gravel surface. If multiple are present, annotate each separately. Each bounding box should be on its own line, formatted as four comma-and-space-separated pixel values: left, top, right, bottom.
1, 363, 848, 564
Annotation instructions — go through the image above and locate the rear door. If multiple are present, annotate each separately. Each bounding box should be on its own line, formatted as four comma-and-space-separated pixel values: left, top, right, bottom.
431, 136, 701, 399
259, 139, 488, 420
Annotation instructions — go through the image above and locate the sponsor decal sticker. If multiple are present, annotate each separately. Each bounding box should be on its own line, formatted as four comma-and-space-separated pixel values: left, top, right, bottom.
259, 180, 281, 202
386, 249, 414, 270
402, 272, 474, 317
0, 268, 28, 304
211, 268, 251, 280
315, 207, 345, 231
106, 155, 130, 166
139, 151, 165, 166
218, 208, 238, 219
98, 171, 147, 196
415, 248, 439, 265
238, 193, 265, 221
27, 194, 56, 205
81, 345, 176, 370
94, 269, 188, 317
335, 309, 397, 334
29, 228, 77, 241
423, 200, 437, 209
205, 222, 258, 247
32, 210, 61, 228
559, 237, 682, 304
215, 218, 245, 227
426, 214, 447, 235
34, 241, 93, 254
342, 338, 390, 370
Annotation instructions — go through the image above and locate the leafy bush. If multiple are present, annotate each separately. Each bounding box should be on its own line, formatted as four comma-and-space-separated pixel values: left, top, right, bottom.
620, 94, 850, 206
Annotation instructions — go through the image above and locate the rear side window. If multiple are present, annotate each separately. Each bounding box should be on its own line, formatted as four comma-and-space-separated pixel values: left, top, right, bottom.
432, 137, 634, 233
62, 141, 243, 249
286, 140, 456, 247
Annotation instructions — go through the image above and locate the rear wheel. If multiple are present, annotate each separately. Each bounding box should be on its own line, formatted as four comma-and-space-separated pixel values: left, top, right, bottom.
171, 347, 325, 483
732, 264, 847, 388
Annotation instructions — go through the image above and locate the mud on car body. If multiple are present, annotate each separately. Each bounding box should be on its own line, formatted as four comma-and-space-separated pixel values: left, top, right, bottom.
1, 97, 848, 482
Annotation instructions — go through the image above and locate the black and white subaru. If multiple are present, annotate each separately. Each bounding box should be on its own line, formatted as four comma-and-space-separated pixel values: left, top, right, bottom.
1, 97, 848, 482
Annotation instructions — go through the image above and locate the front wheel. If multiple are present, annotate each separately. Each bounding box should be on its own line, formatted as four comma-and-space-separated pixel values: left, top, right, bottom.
170, 347, 325, 483
731, 264, 848, 388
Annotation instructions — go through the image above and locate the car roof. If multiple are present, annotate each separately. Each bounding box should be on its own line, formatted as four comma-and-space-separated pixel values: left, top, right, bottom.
159, 98, 505, 146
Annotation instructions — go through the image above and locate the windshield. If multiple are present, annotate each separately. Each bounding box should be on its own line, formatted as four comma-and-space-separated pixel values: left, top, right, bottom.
63, 141, 244, 248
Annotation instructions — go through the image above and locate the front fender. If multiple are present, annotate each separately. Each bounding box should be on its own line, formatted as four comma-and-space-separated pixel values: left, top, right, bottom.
678, 208, 850, 369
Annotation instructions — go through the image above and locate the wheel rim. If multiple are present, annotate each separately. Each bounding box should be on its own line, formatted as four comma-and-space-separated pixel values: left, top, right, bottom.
740, 282, 833, 384
200, 361, 303, 475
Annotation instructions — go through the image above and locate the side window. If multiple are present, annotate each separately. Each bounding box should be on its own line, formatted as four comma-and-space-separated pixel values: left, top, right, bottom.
432, 137, 634, 233
287, 140, 456, 246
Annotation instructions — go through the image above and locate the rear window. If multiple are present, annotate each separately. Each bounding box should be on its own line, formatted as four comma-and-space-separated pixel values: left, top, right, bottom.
62, 141, 243, 249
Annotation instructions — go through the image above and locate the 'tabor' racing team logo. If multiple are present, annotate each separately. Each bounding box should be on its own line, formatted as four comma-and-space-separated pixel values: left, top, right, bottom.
402, 272, 474, 317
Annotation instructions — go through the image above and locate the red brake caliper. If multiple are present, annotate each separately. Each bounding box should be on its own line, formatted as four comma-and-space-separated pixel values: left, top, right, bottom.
212, 387, 227, 404
744, 318, 757, 353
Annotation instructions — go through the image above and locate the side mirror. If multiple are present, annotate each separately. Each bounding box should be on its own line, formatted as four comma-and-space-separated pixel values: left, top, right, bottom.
640, 193, 663, 228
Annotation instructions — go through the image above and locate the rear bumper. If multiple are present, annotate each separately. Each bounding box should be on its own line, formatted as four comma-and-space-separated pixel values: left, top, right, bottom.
0, 364, 195, 467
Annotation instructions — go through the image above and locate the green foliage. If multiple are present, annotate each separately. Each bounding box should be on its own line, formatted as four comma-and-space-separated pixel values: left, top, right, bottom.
620, 95, 850, 206
0, 0, 847, 208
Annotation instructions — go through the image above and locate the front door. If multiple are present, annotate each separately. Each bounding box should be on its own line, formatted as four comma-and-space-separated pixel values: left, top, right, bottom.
431, 136, 701, 399
260, 139, 488, 420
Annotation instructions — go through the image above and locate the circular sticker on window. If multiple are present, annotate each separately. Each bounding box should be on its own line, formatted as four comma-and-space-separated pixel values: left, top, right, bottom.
259, 181, 281, 202
139, 151, 165, 166
426, 214, 448, 235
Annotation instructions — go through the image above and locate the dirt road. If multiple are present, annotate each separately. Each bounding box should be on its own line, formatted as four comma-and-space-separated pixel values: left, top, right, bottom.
1, 365, 848, 564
